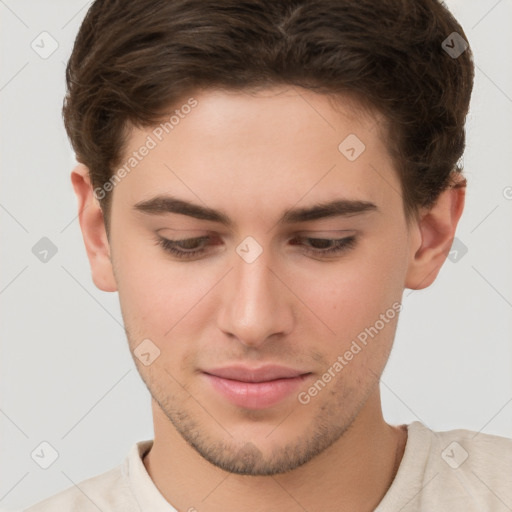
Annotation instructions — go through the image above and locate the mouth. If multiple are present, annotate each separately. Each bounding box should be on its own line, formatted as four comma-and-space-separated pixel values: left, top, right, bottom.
201, 364, 312, 410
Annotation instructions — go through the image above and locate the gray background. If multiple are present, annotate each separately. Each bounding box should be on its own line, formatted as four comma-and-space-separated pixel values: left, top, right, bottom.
1, 1, 511, 510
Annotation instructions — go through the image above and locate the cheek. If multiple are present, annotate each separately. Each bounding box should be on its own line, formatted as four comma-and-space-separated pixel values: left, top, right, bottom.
115, 258, 206, 379
290, 237, 406, 343
113, 239, 204, 339
113, 221, 407, 351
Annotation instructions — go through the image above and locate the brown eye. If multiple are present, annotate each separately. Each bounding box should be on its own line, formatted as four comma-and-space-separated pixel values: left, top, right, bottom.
157, 236, 211, 259
290, 236, 357, 257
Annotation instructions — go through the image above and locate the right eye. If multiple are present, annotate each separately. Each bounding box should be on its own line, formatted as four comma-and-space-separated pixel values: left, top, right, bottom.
156, 235, 211, 259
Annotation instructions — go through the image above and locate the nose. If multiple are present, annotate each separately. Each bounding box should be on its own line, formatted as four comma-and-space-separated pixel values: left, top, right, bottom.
216, 245, 295, 348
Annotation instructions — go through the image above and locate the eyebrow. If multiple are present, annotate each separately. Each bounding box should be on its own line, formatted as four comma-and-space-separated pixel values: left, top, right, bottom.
133, 195, 378, 227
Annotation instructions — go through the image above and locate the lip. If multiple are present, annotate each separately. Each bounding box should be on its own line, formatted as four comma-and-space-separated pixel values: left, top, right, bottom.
202, 365, 312, 409
203, 364, 309, 382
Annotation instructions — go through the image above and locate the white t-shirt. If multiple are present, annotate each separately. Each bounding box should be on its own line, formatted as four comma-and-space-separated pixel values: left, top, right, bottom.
23, 421, 512, 511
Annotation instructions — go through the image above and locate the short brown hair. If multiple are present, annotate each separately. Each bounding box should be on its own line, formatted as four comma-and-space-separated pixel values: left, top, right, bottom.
63, 0, 474, 235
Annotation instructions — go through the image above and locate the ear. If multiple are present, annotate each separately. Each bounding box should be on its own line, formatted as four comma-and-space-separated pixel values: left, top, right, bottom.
71, 164, 118, 292
405, 177, 466, 290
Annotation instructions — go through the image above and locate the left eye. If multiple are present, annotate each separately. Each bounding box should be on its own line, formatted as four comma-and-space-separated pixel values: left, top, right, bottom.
156, 235, 357, 260
291, 236, 356, 255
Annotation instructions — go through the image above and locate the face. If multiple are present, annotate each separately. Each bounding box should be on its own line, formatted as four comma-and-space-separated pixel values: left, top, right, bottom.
105, 86, 417, 475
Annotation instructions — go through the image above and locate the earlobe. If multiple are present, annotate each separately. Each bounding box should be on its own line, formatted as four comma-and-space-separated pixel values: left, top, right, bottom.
70, 164, 118, 292
405, 180, 466, 290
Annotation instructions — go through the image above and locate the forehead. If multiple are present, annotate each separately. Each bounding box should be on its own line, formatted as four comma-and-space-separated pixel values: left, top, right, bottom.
113, 86, 401, 225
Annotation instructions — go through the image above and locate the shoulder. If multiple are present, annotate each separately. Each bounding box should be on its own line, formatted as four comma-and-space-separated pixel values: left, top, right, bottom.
413, 422, 512, 509
425, 422, 512, 472
23, 462, 134, 512
378, 422, 512, 512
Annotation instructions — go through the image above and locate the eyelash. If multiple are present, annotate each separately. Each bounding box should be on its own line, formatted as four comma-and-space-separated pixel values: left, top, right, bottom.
156, 235, 357, 260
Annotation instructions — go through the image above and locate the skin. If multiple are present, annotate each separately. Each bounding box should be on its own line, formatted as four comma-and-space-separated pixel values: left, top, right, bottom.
71, 86, 465, 512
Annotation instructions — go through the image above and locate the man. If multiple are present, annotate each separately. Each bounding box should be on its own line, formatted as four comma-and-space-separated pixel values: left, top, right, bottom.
25, 0, 512, 511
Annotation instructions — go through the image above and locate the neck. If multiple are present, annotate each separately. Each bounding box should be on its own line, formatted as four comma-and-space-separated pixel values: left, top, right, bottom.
143, 386, 407, 512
